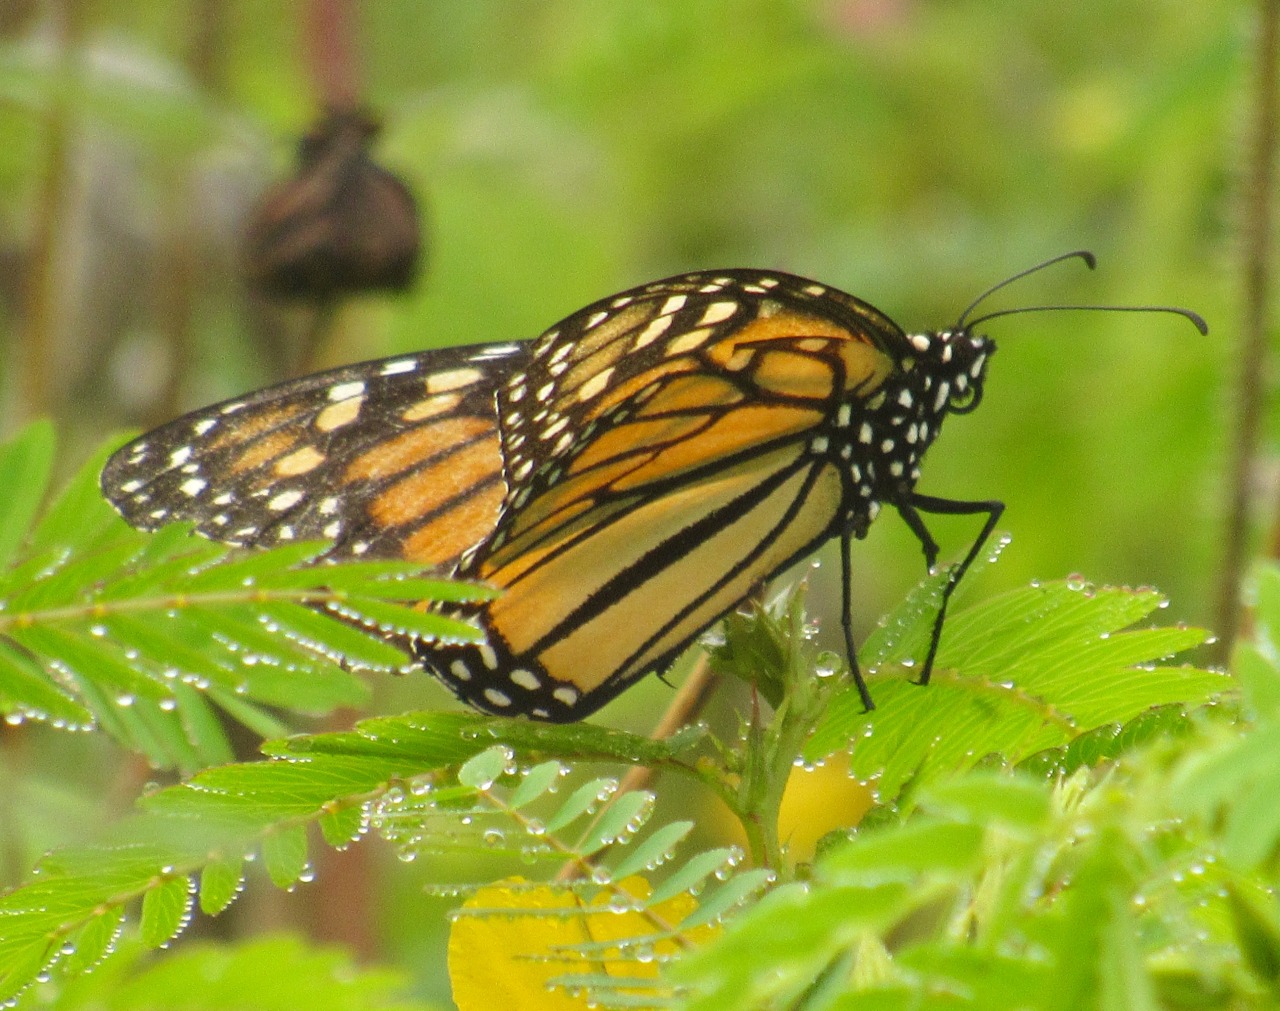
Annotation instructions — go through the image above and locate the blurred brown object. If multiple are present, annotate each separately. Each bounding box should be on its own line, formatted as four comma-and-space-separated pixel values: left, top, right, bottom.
244, 108, 421, 301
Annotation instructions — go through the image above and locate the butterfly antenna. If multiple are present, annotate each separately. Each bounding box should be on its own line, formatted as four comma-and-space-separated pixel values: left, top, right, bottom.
956, 250, 1096, 328
965, 303, 1208, 335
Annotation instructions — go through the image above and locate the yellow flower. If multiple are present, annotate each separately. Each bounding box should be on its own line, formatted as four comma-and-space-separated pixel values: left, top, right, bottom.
448, 876, 719, 1011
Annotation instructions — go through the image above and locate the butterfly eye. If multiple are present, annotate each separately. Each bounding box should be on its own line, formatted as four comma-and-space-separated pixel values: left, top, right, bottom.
949, 385, 981, 414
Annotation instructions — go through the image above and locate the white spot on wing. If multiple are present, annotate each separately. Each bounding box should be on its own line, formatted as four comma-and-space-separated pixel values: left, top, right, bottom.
269, 489, 304, 511
633, 314, 673, 349
329, 380, 365, 401
426, 367, 484, 394
666, 327, 712, 355
578, 367, 614, 401
696, 303, 737, 326
316, 398, 361, 431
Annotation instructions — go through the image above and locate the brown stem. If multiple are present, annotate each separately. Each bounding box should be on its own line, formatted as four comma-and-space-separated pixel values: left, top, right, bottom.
19, 0, 82, 422
305, 0, 362, 111
1217, 0, 1280, 660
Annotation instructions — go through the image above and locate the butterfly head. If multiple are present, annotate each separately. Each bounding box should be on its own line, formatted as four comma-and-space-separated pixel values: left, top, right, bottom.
902, 327, 995, 418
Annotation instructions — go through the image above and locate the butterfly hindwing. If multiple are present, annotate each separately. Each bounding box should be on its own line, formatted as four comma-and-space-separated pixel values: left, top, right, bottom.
102, 342, 528, 570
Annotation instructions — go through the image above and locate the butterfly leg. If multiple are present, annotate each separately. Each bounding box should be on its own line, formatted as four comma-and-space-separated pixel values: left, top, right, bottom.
839, 527, 876, 712
895, 493, 1005, 685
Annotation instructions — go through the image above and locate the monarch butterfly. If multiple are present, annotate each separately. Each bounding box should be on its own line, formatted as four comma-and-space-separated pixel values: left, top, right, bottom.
101, 253, 1206, 721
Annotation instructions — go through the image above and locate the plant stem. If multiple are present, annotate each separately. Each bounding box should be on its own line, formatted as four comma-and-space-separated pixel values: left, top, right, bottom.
305, 0, 362, 111
19, 0, 81, 423
1218, 0, 1280, 658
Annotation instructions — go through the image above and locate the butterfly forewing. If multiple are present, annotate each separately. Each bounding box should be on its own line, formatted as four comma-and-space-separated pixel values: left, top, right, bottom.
102, 342, 527, 570
415, 270, 907, 719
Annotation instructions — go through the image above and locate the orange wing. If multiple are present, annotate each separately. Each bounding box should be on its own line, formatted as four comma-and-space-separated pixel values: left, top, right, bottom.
416, 270, 903, 719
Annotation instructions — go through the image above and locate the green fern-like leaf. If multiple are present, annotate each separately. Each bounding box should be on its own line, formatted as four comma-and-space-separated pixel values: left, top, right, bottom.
0, 427, 494, 769
0, 714, 732, 1004
806, 579, 1224, 805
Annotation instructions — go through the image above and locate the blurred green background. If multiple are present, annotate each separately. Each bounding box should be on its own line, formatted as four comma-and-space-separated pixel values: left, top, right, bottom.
0, 0, 1245, 1001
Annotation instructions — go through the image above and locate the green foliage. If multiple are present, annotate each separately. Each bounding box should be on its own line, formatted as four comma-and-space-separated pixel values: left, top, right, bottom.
0, 421, 1236, 1006
0, 714, 744, 1006
809, 577, 1222, 806
667, 564, 1280, 1009
0, 425, 492, 770
29, 934, 439, 1011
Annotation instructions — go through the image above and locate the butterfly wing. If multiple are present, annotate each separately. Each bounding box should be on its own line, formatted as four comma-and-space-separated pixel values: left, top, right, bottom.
102, 342, 527, 570
418, 270, 907, 719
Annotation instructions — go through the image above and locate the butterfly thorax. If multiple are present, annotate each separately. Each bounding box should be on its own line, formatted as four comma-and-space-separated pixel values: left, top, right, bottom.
830, 327, 995, 534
